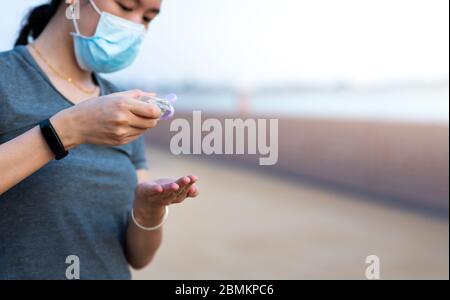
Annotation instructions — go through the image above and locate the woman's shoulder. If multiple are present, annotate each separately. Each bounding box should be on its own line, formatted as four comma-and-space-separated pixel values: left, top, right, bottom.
0, 46, 38, 103
0, 46, 50, 137
0, 46, 31, 85
0, 46, 18, 60
0, 46, 27, 68
0, 47, 23, 100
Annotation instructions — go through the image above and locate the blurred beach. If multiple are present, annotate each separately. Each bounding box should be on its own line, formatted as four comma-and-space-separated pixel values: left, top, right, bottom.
169, 85, 449, 123
131, 85, 449, 279
132, 146, 449, 280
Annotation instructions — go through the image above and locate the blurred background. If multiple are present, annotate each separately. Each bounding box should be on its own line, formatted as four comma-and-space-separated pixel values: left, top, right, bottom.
1, 0, 448, 279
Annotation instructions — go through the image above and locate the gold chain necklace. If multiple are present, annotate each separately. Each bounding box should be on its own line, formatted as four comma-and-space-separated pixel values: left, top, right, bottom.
30, 43, 99, 95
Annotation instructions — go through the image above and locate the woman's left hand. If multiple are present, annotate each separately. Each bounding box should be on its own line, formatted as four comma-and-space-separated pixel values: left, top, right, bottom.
133, 175, 199, 226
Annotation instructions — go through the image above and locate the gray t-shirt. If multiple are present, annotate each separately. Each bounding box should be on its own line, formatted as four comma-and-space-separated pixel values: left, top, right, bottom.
0, 46, 148, 279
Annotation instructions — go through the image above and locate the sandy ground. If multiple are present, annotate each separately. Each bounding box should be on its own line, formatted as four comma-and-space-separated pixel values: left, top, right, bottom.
131, 147, 449, 280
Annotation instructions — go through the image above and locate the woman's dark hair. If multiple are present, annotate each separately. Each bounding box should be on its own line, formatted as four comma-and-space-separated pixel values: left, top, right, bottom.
15, 0, 63, 46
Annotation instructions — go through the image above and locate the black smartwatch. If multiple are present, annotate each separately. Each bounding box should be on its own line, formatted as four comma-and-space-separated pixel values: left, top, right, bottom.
39, 118, 69, 160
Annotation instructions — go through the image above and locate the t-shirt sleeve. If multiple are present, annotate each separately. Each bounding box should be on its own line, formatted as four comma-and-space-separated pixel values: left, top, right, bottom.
130, 136, 149, 170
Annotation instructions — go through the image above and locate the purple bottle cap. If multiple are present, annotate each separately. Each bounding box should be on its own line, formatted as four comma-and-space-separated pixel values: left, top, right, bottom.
139, 94, 177, 120
159, 94, 177, 119
164, 93, 178, 104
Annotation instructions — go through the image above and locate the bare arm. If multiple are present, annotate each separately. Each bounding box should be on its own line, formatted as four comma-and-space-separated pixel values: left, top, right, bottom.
126, 170, 200, 270
0, 89, 161, 196
125, 169, 164, 269
0, 112, 77, 195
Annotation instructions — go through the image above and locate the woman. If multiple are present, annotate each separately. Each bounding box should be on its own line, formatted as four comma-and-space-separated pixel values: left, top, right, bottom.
0, 0, 199, 279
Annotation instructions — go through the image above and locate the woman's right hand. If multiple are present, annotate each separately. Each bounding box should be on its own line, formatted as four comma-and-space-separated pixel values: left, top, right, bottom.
50, 90, 162, 149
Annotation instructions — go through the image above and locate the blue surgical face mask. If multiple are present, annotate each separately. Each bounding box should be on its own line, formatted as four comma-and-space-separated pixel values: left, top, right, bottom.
70, 0, 146, 73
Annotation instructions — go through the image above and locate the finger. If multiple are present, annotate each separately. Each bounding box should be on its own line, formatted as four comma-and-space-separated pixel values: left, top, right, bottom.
161, 182, 180, 193
176, 176, 191, 188
126, 98, 162, 119
172, 185, 198, 203
140, 182, 163, 197
187, 186, 199, 197
161, 185, 180, 202
178, 182, 194, 196
175, 177, 194, 197
126, 126, 147, 137
138, 91, 159, 99
187, 175, 199, 184
178, 175, 198, 195
127, 113, 159, 130
114, 89, 156, 99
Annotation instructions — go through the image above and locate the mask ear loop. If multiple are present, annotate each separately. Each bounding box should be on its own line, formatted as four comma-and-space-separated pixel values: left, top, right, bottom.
88, 0, 103, 15
70, 0, 101, 35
